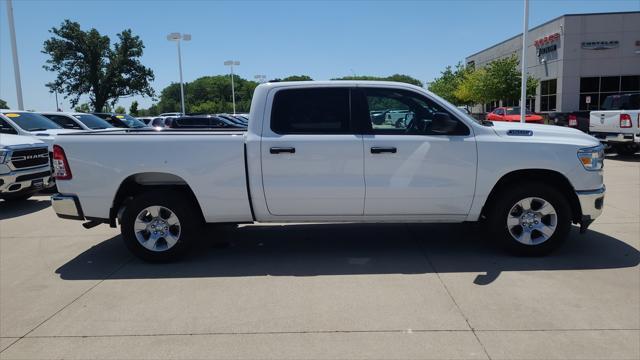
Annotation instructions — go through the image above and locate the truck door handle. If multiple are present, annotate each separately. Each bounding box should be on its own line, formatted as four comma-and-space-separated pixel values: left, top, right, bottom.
270, 147, 296, 154
371, 147, 397, 154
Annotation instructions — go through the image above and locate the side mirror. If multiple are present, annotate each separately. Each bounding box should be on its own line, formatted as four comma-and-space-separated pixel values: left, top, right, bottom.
432, 112, 458, 134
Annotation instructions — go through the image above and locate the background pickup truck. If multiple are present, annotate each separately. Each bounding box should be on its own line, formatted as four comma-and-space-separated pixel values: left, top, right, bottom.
51, 81, 606, 261
589, 93, 640, 156
1, 134, 52, 201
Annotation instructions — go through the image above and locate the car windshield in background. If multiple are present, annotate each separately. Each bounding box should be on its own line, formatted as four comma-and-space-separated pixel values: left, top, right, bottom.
601, 94, 640, 110
75, 114, 113, 129
505, 107, 534, 115
1, 111, 62, 131
115, 114, 147, 128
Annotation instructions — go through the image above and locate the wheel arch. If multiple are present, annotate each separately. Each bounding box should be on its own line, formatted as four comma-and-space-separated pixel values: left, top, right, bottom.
482, 169, 582, 223
109, 172, 205, 227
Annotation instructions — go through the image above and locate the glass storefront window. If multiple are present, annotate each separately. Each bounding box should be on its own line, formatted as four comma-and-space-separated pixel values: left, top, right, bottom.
579, 76, 640, 110
540, 79, 557, 112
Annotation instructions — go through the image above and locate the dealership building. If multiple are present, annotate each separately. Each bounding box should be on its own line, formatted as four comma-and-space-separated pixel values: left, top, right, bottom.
465, 11, 640, 114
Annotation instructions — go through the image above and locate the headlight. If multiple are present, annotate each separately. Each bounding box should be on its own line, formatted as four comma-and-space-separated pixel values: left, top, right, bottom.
577, 145, 604, 171
0, 149, 10, 164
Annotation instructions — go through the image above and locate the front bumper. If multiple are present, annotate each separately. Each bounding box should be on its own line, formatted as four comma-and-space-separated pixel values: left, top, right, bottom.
0, 166, 53, 196
51, 193, 84, 220
576, 185, 606, 232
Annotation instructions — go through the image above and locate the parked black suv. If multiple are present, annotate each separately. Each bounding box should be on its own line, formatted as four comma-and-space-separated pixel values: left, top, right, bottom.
165, 115, 245, 129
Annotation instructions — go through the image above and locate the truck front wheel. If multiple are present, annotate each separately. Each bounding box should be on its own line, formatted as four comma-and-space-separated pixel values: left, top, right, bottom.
486, 183, 572, 256
121, 190, 201, 262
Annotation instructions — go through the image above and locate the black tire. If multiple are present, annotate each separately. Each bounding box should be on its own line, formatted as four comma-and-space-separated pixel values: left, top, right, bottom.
120, 190, 202, 262
615, 143, 639, 156
485, 182, 572, 256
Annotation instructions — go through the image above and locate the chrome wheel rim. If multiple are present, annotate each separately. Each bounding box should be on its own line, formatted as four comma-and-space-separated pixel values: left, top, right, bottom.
134, 206, 181, 252
507, 197, 557, 246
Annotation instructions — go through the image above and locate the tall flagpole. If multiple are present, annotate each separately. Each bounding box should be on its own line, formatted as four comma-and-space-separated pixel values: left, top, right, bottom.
520, 0, 529, 123
6, 0, 24, 110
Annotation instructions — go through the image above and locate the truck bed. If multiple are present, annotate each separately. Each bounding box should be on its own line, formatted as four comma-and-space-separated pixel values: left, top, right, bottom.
54, 130, 253, 222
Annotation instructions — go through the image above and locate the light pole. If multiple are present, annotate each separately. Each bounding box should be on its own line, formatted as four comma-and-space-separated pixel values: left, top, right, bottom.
167, 32, 191, 115
520, 0, 529, 123
224, 60, 240, 114
254, 74, 266, 83
6, 0, 24, 110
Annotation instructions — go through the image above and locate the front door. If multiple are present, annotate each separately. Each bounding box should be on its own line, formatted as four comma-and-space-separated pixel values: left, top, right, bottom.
356, 87, 477, 216
260, 87, 365, 216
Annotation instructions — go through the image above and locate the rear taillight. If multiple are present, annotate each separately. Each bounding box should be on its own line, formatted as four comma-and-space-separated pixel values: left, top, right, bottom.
620, 114, 632, 128
568, 114, 577, 127
52, 145, 72, 180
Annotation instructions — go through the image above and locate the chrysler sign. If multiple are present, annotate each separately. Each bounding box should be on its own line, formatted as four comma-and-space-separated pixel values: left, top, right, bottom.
582, 40, 619, 50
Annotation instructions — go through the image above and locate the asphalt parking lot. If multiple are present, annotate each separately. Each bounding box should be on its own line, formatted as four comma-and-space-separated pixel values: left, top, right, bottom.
0, 155, 638, 359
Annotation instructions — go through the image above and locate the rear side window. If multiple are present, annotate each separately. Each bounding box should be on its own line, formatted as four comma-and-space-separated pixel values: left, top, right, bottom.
271, 88, 350, 134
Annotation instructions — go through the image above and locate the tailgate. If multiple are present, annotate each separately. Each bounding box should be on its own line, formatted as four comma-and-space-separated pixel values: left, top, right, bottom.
589, 111, 623, 133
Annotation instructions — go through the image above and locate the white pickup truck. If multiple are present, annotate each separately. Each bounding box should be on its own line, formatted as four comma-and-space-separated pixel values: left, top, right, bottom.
589, 93, 640, 156
51, 81, 606, 261
1, 134, 52, 201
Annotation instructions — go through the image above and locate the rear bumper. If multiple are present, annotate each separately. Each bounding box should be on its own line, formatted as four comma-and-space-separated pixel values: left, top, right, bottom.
576, 186, 605, 232
51, 193, 84, 220
591, 132, 640, 143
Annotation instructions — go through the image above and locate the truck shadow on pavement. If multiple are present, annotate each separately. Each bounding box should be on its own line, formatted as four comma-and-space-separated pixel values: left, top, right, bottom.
55, 223, 639, 285
605, 154, 640, 162
0, 198, 50, 220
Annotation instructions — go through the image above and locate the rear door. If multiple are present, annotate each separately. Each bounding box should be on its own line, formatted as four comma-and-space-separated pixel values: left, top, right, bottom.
260, 87, 365, 216
355, 87, 477, 216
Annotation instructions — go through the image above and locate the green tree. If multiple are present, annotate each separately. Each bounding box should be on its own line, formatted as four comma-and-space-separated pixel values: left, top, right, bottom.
282, 75, 313, 81
0, 99, 8, 109
114, 105, 126, 114
157, 75, 258, 114
269, 75, 313, 82
129, 101, 139, 115
454, 55, 537, 107
428, 63, 471, 105
42, 20, 155, 112
454, 68, 492, 105
332, 74, 422, 87
74, 103, 91, 113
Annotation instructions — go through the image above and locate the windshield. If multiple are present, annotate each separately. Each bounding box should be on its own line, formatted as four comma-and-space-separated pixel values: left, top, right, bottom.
1, 111, 62, 131
505, 107, 534, 115
115, 114, 147, 128
601, 94, 640, 110
75, 114, 113, 129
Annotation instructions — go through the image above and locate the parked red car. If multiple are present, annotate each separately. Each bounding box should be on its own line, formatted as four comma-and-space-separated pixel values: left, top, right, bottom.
486, 107, 544, 124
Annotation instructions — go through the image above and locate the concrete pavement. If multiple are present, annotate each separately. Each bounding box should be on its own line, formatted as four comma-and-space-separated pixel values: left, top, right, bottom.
0, 155, 638, 359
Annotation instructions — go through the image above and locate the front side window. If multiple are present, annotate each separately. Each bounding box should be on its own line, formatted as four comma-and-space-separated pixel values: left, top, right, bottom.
495, 108, 505, 115
0, 112, 61, 131
361, 88, 469, 135
271, 88, 350, 134
0, 119, 18, 134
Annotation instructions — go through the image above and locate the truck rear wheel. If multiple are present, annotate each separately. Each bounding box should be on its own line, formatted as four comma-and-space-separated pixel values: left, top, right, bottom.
486, 183, 572, 256
120, 190, 201, 262
615, 143, 638, 156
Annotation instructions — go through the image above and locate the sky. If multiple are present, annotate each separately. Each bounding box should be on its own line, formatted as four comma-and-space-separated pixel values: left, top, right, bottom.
1, 0, 639, 112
